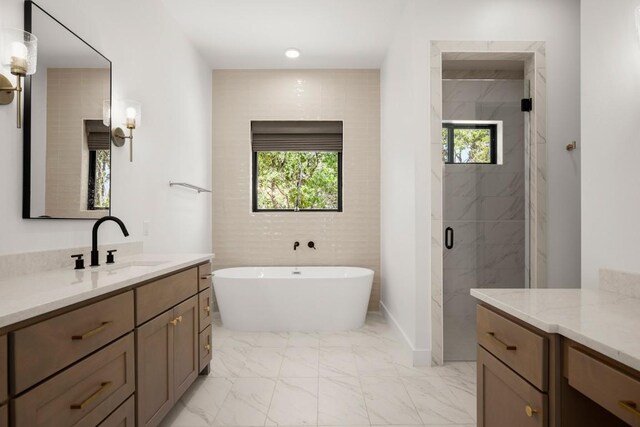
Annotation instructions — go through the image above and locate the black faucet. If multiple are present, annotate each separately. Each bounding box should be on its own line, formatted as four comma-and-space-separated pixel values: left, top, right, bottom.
293, 241, 300, 251
91, 216, 129, 267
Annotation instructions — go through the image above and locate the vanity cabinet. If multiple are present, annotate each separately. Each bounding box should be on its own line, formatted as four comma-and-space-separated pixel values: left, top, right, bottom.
478, 303, 640, 427
136, 269, 201, 427
0, 259, 211, 427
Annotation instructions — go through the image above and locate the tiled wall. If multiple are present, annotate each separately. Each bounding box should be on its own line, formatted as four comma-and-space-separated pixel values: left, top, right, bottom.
212, 70, 381, 310
442, 79, 525, 360
45, 68, 110, 218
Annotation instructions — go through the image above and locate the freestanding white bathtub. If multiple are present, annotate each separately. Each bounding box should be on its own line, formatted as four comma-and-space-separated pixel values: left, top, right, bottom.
213, 266, 374, 331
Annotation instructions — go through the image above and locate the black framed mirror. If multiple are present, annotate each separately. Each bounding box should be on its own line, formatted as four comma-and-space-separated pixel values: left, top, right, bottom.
23, 1, 112, 219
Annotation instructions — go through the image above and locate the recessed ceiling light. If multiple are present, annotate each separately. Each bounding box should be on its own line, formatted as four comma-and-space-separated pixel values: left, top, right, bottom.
285, 48, 300, 59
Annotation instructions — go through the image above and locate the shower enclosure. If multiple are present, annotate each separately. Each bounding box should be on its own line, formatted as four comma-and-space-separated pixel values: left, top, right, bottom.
442, 61, 529, 361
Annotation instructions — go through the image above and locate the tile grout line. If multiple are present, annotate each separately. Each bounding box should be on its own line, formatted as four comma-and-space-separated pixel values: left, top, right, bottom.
263, 335, 286, 426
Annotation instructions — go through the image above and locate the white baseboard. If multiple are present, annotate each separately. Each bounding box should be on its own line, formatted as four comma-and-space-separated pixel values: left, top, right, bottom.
379, 301, 432, 367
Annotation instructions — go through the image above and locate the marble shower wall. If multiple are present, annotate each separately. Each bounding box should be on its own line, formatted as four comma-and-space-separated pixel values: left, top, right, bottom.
442, 79, 526, 361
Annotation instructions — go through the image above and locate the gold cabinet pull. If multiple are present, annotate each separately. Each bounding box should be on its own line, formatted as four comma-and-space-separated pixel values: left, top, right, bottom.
205, 305, 211, 313
525, 405, 538, 417
205, 344, 211, 351
169, 318, 178, 326
177, 315, 183, 323
619, 400, 640, 417
201, 274, 213, 280
70, 381, 112, 410
486, 332, 517, 351
72, 321, 113, 340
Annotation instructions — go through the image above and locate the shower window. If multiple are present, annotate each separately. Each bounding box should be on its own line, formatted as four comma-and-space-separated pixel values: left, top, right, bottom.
251, 121, 343, 212
442, 122, 500, 164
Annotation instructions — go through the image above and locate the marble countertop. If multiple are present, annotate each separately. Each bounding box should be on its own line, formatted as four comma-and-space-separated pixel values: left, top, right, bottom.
471, 288, 640, 372
0, 253, 213, 330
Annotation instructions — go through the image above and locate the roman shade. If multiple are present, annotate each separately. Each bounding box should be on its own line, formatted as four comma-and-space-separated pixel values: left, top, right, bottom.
251, 121, 343, 152
85, 120, 110, 151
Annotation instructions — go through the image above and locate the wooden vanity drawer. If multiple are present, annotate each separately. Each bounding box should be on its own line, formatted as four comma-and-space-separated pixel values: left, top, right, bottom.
0, 404, 7, 427
136, 268, 198, 325
98, 395, 135, 427
199, 325, 212, 372
477, 305, 548, 391
567, 345, 640, 426
13, 333, 135, 427
478, 346, 547, 427
12, 291, 134, 394
198, 262, 212, 292
0, 335, 6, 403
199, 288, 212, 332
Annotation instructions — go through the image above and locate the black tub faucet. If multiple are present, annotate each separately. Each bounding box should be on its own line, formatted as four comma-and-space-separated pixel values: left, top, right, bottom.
91, 216, 129, 267
293, 241, 300, 251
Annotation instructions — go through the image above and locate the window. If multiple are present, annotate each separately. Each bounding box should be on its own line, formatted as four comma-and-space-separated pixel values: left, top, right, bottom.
85, 120, 110, 210
251, 121, 343, 212
442, 122, 500, 164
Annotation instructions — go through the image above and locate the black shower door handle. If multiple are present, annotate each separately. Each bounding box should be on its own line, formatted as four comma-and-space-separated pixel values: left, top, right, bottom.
445, 227, 454, 249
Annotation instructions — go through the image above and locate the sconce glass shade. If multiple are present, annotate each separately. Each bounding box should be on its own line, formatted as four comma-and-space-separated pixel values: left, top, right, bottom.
102, 100, 111, 127
0, 28, 37, 76
123, 99, 141, 128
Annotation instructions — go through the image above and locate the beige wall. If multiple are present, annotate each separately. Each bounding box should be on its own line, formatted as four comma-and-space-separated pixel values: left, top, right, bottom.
212, 69, 381, 310
45, 68, 109, 218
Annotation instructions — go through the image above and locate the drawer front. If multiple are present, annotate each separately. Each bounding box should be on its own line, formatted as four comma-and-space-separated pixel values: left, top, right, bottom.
478, 346, 547, 427
136, 268, 198, 325
198, 262, 212, 292
12, 291, 134, 394
0, 335, 6, 403
199, 325, 212, 372
567, 346, 640, 426
477, 305, 548, 391
0, 404, 6, 427
198, 288, 212, 332
98, 395, 135, 427
13, 333, 135, 427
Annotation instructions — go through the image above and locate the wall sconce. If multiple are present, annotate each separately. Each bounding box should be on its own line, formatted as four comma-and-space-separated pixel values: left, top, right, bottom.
110, 100, 141, 162
0, 28, 37, 128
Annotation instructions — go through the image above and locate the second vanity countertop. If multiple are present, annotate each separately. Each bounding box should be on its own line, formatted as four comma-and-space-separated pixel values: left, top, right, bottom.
471, 288, 640, 372
0, 253, 213, 330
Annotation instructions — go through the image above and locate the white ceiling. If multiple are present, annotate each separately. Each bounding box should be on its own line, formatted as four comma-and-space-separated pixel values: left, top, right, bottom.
161, 0, 409, 69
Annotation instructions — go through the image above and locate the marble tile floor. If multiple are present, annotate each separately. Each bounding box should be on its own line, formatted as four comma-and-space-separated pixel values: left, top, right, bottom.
161, 313, 477, 427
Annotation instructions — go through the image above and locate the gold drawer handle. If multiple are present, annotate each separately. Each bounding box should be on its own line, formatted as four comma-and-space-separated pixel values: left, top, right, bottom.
205, 344, 211, 351
169, 316, 183, 326
486, 332, 517, 351
72, 321, 113, 340
525, 405, 538, 417
201, 274, 213, 280
205, 305, 211, 313
619, 400, 640, 417
70, 381, 112, 410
